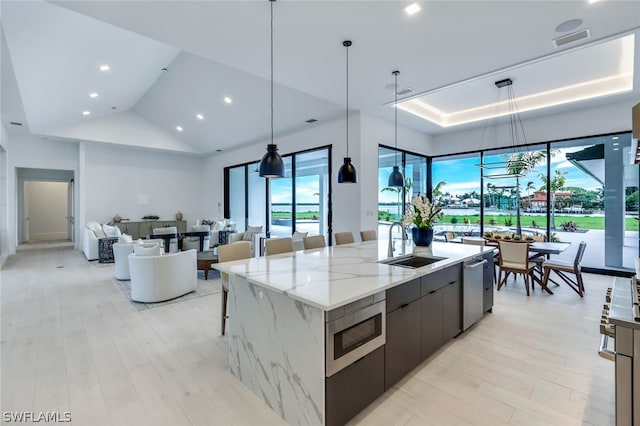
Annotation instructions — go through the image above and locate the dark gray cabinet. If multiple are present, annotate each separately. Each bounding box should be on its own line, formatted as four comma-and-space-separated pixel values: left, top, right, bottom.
325, 346, 385, 426
482, 252, 494, 313
442, 280, 461, 340
420, 289, 443, 359
420, 264, 461, 359
384, 278, 421, 389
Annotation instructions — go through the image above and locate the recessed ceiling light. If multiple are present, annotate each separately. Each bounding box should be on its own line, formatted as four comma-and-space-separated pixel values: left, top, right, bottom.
588, 0, 601, 4
613, 147, 620, 151
89, 92, 98, 98
613, 142, 620, 146
224, 97, 232, 104
176, 126, 183, 132
215, 149, 222, 152
404, 2, 421, 16
612, 136, 619, 140
82, 111, 90, 116
196, 113, 204, 120
99, 65, 110, 71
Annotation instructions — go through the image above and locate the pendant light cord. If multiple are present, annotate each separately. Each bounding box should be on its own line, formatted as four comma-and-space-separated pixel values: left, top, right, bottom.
394, 71, 398, 165
270, 0, 274, 145
345, 43, 349, 157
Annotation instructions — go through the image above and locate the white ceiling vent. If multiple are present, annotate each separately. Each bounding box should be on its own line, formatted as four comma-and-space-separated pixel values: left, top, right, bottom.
396, 87, 415, 96
552, 28, 591, 48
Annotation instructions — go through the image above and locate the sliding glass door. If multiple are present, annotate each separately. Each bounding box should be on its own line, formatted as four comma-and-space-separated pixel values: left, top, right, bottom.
225, 146, 331, 241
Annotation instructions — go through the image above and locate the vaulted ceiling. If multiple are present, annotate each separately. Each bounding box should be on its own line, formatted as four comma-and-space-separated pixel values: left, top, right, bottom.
2, 1, 639, 155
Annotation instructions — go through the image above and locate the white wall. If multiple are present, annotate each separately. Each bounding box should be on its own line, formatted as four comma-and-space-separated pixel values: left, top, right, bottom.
7, 134, 79, 253
0, 125, 9, 267
429, 100, 634, 156
25, 181, 68, 241
83, 143, 206, 227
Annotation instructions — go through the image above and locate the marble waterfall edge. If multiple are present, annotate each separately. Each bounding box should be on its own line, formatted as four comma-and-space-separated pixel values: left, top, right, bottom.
228, 275, 325, 426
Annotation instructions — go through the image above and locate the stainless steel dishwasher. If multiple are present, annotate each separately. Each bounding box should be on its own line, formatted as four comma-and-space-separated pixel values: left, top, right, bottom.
463, 257, 487, 330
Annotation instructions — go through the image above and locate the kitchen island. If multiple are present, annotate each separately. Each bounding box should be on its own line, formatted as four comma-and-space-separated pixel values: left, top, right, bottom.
215, 240, 494, 426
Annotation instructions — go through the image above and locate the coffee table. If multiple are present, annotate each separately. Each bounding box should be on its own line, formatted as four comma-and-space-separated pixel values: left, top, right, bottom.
196, 251, 219, 280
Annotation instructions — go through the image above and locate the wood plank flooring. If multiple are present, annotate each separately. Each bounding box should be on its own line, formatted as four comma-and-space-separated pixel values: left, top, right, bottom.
1, 245, 615, 425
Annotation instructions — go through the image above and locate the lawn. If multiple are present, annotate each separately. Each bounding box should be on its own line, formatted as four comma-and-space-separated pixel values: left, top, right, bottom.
440, 214, 639, 231
271, 210, 320, 220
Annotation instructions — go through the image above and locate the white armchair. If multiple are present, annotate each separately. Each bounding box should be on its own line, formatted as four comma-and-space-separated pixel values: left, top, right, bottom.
128, 249, 197, 303
228, 225, 264, 257
113, 243, 136, 280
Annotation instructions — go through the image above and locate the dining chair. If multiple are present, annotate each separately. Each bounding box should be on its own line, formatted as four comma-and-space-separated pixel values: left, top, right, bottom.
303, 235, 326, 249
334, 232, 355, 245
265, 237, 293, 255
497, 241, 538, 296
360, 230, 377, 241
218, 241, 252, 335
542, 241, 587, 297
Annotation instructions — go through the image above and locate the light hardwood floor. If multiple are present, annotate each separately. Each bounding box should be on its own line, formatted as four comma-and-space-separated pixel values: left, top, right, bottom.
1, 245, 615, 425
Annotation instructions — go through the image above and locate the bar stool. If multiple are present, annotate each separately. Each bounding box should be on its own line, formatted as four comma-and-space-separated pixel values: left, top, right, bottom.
334, 232, 355, 245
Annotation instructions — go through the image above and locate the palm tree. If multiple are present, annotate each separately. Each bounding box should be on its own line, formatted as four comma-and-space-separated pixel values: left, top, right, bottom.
525, 181, 535, 209
505, 150, 547, 235
432, 180, 446, 206
539, 169, 567, 229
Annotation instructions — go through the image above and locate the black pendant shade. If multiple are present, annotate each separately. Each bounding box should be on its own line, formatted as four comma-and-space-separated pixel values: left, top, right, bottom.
259, 144, 285, 178
387, 165, 404, 187
338, 157, 357, 184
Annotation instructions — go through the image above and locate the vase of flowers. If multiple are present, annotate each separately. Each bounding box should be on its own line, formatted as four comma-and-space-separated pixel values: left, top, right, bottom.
402, 195, 443, 247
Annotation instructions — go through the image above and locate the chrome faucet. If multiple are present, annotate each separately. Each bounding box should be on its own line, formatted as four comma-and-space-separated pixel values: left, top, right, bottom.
388, 221, 408, 257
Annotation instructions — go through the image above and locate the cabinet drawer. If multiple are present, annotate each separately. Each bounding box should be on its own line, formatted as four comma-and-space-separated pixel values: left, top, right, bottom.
421, 264, 461, 295
386, 278, 420, 313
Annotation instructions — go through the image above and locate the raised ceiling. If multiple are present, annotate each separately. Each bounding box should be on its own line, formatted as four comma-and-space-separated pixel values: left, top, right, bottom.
2, 0, 639, 155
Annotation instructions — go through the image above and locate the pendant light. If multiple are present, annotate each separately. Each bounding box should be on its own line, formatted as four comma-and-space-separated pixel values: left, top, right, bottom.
338, 40, 357, 184
259, 0, 285, 178
387, 70, 404, 188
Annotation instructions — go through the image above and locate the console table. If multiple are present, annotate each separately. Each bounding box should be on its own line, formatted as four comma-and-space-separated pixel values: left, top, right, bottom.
113, 220, 186, 239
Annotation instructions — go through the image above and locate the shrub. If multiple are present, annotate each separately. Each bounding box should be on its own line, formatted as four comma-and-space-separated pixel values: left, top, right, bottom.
450, 216, 458, 224
503, 216, 513, 226
488, 218, 496, 225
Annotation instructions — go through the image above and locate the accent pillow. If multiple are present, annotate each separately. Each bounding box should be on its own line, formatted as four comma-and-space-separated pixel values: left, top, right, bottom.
133, 243, 161, 257
292, 231, 308, 241
87, 221, 106, 238
242, 225, 263, 241
118, 233, 133, 244
102, 224, 121, 237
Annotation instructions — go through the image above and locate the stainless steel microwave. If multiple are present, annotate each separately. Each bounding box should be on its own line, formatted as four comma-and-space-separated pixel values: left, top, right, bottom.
325, 295, 386, 377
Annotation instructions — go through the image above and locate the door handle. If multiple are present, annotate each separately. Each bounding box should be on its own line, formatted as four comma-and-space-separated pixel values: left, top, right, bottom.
464, 260, 487, 270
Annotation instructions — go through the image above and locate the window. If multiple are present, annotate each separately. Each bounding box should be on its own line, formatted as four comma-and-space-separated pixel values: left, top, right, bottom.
225, 146, 331, 242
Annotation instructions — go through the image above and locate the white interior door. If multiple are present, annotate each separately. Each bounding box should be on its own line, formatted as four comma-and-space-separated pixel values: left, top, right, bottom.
23, 181, 30, 242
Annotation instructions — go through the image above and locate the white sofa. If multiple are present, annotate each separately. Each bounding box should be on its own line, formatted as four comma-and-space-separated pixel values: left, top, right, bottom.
82, 221, 121, 260
128, 249, 197, 303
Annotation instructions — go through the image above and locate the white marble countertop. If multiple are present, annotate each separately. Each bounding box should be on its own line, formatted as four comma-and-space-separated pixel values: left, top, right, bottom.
214, 240, 494, 311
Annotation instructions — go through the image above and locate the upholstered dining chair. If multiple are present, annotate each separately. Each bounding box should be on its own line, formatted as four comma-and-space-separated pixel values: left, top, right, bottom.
360, 230, 377, 241
497, 241, 538, 297
265, 237, 293, 256
444, 232, 456, 242
334, 232, 355, 245
542, 241, 587, 297
303, 235, 326, 250
218, 241, 252, 335
151, 226, 179, 253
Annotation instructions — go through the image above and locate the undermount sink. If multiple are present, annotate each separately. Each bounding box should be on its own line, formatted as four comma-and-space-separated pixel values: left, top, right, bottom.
379, 255, 447, 269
